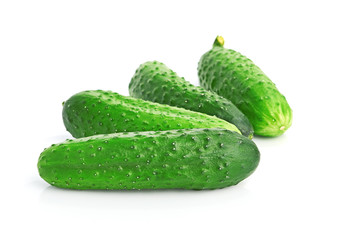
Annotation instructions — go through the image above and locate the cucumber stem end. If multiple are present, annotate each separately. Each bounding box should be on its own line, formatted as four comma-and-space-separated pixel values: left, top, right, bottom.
213, 36, 225, 48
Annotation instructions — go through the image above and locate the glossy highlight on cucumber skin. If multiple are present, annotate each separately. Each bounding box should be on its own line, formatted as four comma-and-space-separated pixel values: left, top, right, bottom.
198, 36, 292, 137
62, 90, 241, 138
38, 128, 260, 190
129, 61, 254, 139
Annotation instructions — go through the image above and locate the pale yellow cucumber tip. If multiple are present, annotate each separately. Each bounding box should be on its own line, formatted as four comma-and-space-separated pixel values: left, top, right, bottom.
217, 36, 224, 46
280, 126, 285, 131
213, 36, 225, 47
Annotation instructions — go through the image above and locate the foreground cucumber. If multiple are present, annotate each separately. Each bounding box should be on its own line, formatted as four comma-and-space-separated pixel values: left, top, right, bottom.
63, 90, 240, 138
38, 128, 260, 190
198, 36, 292, 137
129, 61, 254, 138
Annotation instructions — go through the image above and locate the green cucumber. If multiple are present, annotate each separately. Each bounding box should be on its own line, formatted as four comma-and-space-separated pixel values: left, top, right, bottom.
129, 61, 254, 138
62, 90, 240, 138
38, 128, 260, 190
198, 36, 292, 137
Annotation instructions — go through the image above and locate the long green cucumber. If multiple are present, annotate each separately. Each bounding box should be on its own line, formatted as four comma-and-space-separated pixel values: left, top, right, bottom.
62, 90, 240, 138
38, 128, 260, 190
198, 36, 292, 137
129, 61, 254, 138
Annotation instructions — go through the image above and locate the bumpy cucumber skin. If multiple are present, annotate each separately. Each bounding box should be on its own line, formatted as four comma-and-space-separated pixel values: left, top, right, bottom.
38, 128, 260, 190
198, 37, 292, 137
62, 90, 240, 138
129, 61, 254, 139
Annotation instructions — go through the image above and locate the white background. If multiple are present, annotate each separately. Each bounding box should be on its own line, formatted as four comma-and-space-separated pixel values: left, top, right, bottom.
1, 0, 336, 239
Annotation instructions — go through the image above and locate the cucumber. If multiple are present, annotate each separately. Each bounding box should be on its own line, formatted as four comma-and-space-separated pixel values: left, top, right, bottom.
129, 61, 254, 139
198, 36, 293, 137
38, 128, 260, 190
62, 90, 240, 138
